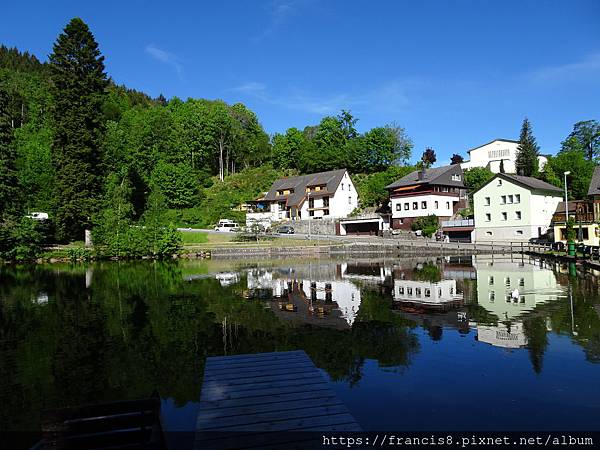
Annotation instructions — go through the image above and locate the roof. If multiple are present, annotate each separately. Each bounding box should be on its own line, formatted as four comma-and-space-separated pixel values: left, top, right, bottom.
587, 166, 600, 196
263, 168, 347, 207
472, 173, 563, 196
467, 138, 518, 154
385, 165, 465, 190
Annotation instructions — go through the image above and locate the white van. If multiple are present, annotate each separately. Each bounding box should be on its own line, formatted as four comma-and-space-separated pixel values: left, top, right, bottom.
214, 219, 240, 232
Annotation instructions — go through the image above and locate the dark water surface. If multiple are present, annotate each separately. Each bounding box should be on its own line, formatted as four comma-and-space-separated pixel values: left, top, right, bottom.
1, 255, 599, 446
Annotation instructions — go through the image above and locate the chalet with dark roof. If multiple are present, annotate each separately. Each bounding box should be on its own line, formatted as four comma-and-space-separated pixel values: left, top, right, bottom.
386, 165, 467, 230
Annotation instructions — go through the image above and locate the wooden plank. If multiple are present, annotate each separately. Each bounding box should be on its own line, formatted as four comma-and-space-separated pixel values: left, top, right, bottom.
202, 370, 323, 389
196, 397, 343, 421
202, 365, 316, 382
204, 356, 310, 371
200, 380, 331, 402
201, 374, 325, 394
198, 404, 350, 430
205, 350, 305, 364
200, 413, 358, 432
204, 361, 315, 381
198, 388, 336, 410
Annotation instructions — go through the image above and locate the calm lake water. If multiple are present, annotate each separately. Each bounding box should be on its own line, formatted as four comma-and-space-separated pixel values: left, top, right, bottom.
1, 255, 599, 446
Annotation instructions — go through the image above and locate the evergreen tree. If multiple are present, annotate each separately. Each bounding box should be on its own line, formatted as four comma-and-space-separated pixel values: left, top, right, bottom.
499, 159, 505, 173
49, 18, 108, 241
0, 88, 20, 217
515, 118, 540, 177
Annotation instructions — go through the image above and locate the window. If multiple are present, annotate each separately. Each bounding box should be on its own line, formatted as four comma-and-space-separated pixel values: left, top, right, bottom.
421, 201, 427, 209
516, 230, 523, 235
398, 287, 404, 295
309, 210, 314, 217
398, 218, 404, 224
485, 197, 490, 206
501, 212, 507, 221
485, 213, 491, 222
442, 187, 449, 192
407, 287, 413, 296
515, 194, 520, 204
348, 184, 351, 191
446, 202, 450, 209
415, 287, 421, 296
497, 179, 503, 186
396, 204, 401, 211
486, 231, 493, 236
309, 197, 314, 208
435, 201, 439, 209
413, 202, 418, 209
348, 196, 352, 204
489, 291, 495, 302
519, 278, 525, 287
323, 197, 329, 207
501, 195, 506, 204
451, 174, 461, 181
404, 203, 409, 210
489, 276, 494, 285
341, 183, 344, 190
324, 209, 329, 216
505, 277, 511, 286
425, 288, 431, 297
515, 211, 521, 220
508, 194, 514, 204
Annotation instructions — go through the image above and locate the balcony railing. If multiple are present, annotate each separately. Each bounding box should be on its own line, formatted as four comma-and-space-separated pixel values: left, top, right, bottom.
441, 219, 474, 228
552, 212, 595, 224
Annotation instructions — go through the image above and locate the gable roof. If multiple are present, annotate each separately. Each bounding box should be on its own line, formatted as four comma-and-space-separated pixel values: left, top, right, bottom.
472, 173, 563, 196
467, 138, 519, 154
263, 168, 348, 207
385, 165, 464, 190
587, 166, 600, 196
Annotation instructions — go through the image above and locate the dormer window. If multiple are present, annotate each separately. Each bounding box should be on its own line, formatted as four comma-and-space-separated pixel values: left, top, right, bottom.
451, 174, 461, 181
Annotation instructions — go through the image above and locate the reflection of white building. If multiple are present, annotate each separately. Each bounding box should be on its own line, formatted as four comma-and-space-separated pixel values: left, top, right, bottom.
393, 279, 463, 306
474, 257, 560, 321
476, 322, 528, 348
215, 272, 240, 287
245, 264, 362, 326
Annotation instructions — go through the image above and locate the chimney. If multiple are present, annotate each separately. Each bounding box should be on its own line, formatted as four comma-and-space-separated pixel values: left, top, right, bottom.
418, 169, 425, 181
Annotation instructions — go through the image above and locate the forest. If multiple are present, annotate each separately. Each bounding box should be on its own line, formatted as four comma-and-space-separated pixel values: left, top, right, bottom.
1, 17, 598, 261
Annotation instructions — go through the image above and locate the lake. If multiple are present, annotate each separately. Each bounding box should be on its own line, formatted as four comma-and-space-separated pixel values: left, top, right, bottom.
1, 255, 599, 447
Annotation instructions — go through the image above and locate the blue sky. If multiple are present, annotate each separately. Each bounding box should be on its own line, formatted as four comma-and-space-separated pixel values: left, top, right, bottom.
2, 0, 599, 164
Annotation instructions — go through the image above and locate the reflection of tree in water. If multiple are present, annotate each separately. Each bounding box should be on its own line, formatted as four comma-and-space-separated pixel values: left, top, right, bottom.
522, 315, 548, 374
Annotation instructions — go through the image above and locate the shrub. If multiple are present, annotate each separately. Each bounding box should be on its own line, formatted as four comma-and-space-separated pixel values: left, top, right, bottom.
0, 217, 44, 261
411, 214, 439, 233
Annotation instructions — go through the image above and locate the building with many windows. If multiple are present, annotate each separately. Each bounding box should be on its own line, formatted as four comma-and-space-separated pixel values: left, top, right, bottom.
472, 173, 562, 242
461, 138, 548, 174
386, 165, 467, 230
245, 169, 358, 228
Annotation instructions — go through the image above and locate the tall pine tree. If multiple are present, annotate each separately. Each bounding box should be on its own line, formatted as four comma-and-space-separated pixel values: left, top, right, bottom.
0, 88, 20, 217
49, 18, 108, 240
515, 118, 540, 177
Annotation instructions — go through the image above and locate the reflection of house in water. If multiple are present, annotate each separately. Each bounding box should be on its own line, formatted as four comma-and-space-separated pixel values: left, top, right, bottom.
476, 322, 528, 349
341, 261, 392, 285
393, 278, 463, 311
473, 256, 561, 322
244, 264, 362, 327
215, 272, 240, 287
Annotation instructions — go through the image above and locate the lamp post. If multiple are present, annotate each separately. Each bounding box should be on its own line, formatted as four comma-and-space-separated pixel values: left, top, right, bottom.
564, 171, 571, 223
307, 191, 311, 240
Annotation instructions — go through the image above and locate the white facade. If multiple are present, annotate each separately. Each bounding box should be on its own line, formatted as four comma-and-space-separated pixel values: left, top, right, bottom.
472, 176, 562, 242
247, 170, 358, 226
461, 139, 547, 174
391, 194, 457, 222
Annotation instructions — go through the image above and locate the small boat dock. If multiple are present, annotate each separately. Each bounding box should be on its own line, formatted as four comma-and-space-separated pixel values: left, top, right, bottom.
195, 350, 361, 449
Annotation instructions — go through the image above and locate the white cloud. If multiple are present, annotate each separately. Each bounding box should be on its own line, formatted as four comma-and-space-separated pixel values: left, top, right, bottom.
227, 79, 417, 115
145, 44, 183, 79
254, 0, 310, 42
529, 52, 600, 82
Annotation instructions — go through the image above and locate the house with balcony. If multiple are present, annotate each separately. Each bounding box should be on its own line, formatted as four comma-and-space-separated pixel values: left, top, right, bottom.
461, 138, 548, 174
472, 173, 562, 242
551, 166, 600, 246
245, 168, 358, 228
386, 165, 467, 230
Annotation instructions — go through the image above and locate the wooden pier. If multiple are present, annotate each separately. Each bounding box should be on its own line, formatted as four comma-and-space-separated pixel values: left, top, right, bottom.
195, 350, 361, 450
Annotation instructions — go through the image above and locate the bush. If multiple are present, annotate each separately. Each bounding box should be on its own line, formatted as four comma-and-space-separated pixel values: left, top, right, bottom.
0, 217, 44, 261
411, 215, 439, 234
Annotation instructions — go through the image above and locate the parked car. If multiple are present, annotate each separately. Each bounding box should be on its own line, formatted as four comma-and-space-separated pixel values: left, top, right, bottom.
26, 212, 49, 221
214, 219, 240, 232
277, 225, 295, 234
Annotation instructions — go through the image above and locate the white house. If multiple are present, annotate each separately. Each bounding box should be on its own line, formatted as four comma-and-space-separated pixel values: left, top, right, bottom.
461, 138, 547, 174
386, 165, 467, 230
472, 173, 562, 242
246, 169, 358, 228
